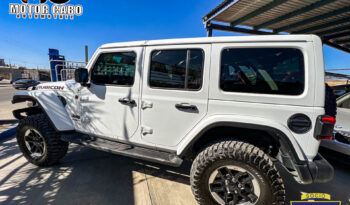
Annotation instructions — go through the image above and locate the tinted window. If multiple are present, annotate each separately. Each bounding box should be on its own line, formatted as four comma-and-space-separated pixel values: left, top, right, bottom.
339, 95, 350, 109
17, 79, 30, 83
220, 48, 304, 95
150, 49, 203, 90
91, 52, 136, 86
188, 50, 204, 90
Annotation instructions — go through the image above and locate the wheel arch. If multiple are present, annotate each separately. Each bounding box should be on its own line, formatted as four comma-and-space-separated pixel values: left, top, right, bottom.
177, 117, 307, 165
12, 91, 74, 132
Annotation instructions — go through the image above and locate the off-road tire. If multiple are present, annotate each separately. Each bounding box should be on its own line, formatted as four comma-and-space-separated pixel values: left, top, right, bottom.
190, 140, 285, 205
17, 114, 69, 166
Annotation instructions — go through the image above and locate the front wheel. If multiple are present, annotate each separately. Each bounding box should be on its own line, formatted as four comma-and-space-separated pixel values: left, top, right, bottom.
17, 114, 69, 166
190, 140, 285, 205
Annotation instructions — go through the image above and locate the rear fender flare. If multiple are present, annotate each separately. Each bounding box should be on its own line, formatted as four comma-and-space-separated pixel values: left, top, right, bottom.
177, 115, 307, 164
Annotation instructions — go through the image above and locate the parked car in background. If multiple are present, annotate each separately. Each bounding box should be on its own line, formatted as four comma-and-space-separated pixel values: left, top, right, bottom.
321, 92, 350, 156
331, 81, 350, 98
0, 76, 3, 81
10, 77, 27, 84
12, 79, 40, 90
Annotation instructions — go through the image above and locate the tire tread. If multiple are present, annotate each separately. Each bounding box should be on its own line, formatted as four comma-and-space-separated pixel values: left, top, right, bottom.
190, 140, 285, 205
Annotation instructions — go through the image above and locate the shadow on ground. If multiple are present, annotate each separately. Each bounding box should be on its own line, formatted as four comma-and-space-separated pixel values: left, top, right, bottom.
0, 136, 349, 205
0, 137, 192, 205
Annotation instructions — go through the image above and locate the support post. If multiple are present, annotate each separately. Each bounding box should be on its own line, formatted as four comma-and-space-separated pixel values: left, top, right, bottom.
207, 28, 213, 37
85, 45, 89, 64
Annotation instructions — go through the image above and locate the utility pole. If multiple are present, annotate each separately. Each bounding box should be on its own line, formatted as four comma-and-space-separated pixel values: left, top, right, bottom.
85, 45, 88, 64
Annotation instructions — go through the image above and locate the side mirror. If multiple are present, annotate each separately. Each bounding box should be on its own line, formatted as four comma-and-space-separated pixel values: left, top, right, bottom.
75, 68, 88, 85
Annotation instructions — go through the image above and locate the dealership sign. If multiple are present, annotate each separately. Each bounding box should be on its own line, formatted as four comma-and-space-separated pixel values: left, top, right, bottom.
291, 193, 341, 205
9, 0, 83, 20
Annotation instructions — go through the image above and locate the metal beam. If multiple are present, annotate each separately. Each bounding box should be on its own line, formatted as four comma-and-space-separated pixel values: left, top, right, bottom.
207, 28, 213, 37
254, 0, 336, 30
322, 32, 350, 41
327, 69, 350, 71
203, 0, 240, 23
324, 40, 350, 54
230, 0, 288, 27
316, 26, 350, 36
207, 23, 272, 35
334, 39, 350, 44
294, 17, 350, 34
274, 6, 350, 33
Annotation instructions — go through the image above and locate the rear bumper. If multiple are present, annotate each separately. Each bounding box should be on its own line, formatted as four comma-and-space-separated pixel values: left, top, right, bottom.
294, 154, 334, 184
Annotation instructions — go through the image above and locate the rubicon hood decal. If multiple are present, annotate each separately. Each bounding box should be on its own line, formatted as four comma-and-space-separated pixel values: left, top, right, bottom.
37, 85, 65, 90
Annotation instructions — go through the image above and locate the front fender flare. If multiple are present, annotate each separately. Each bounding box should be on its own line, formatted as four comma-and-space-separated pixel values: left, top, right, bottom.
177, 115, 307, 164
12, 90, 74, 132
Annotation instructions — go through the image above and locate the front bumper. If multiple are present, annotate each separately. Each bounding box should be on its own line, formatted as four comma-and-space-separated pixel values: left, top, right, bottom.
294, 154, 334, 184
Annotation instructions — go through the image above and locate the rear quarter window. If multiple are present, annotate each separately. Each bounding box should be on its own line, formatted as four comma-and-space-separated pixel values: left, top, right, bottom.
220, 48, 305, 95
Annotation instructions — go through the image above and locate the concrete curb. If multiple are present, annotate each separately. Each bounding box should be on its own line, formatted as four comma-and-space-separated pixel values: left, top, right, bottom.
0, 123, 18, 141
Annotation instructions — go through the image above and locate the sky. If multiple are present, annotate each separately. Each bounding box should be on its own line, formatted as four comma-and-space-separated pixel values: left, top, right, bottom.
0, 0, 349, 74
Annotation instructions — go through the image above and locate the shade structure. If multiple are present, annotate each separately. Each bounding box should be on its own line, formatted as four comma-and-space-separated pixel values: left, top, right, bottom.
203, 0, 350, 53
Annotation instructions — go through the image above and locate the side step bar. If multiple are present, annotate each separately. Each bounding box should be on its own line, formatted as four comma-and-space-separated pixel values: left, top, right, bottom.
61, 132, 183, 167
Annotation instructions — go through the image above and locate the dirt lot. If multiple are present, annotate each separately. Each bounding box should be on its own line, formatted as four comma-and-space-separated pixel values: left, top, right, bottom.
1, 136, 350, 205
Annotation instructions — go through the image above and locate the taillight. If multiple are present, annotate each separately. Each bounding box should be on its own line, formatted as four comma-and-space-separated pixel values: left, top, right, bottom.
314, 115, 336, 141
317, 136, 333, 140
321, 116, 336, 124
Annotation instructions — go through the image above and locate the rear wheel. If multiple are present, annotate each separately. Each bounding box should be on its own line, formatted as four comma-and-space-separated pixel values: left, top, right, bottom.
17, 114, 69, 166
190, 140, 285, 205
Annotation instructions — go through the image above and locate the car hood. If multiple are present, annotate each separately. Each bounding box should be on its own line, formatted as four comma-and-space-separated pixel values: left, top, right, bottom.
36, 80, 79, 92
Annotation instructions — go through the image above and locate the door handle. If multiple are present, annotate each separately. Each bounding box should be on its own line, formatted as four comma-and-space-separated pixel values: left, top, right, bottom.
175, 103, 197, 110
118, 98, 136, 105
141, 101, 153, 109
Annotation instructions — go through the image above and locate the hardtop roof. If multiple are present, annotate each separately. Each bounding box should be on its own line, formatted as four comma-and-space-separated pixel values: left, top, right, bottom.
100, 35, 316, 49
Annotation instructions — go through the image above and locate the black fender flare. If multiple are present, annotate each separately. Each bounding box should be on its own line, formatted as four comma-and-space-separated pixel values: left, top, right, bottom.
179, 121, 307, 165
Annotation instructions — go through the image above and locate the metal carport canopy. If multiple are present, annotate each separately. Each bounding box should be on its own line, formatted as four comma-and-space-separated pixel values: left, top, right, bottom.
203, 0, 350, 53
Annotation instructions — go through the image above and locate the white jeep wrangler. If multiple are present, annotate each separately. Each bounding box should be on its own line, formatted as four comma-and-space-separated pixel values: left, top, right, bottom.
12, 35, 336, 205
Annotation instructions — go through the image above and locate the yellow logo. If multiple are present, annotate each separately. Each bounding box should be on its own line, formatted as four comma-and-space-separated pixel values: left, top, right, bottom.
290, 193, 341, 205
301, 193, 331, 200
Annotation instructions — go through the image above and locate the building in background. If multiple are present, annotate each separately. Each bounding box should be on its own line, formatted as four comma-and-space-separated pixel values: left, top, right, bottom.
0, 59, 5, 66
326, 71, 350, 86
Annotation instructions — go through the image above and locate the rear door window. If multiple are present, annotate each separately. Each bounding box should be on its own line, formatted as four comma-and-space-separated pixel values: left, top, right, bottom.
149, 49, 204, 90
220, 48, 305, 95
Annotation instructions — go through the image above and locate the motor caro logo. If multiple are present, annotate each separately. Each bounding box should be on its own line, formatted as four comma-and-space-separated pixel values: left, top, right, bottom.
21, 0, 70, 4
9, 0, 83, 20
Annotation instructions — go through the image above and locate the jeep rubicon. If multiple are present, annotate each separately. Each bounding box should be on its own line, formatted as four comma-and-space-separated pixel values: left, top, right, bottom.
12, 35, 336, 205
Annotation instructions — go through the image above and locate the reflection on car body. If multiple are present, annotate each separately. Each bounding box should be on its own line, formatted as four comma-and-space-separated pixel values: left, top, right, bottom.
321, 92, 350, 156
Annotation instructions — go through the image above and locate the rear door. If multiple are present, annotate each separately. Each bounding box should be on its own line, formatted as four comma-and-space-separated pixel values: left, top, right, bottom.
141, 44, 210, 147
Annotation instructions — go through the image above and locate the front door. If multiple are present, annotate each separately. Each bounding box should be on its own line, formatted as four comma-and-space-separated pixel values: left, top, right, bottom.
77, 47, 143, 140
141, 44, 210, 147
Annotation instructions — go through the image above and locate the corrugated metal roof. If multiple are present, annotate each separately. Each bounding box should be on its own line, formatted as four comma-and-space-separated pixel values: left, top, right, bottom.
203, 0, 350, 53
